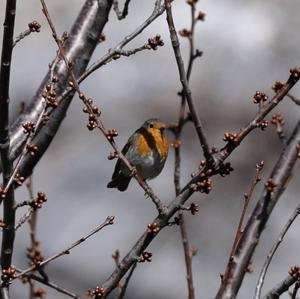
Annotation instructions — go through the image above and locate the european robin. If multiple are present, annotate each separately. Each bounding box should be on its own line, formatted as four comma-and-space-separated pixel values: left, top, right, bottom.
107, 119, 169, 191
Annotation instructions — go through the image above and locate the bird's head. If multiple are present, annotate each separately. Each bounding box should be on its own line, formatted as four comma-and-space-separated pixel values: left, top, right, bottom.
143, 118, 166, 134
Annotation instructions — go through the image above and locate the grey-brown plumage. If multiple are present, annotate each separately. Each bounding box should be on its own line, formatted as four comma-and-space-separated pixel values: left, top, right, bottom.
107, 119, 168, 191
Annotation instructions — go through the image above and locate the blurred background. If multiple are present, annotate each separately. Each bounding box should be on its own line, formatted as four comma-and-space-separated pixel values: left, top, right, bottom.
1, 0, 300, 298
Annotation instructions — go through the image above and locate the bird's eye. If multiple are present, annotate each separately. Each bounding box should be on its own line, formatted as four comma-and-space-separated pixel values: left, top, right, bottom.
149, 123, 154, 128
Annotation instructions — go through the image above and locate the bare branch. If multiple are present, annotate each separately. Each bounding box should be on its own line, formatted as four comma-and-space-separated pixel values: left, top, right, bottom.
229, 161, 264, 260
291, 281, 300, 299
14, 216, 115, 280
3, 100, 46, 195
254, 203, 300, 299
113, 0, 131, 20
217, 68, 300, 164
79, 0, 165, 84
14, 208, 33, 231
215, 119, 300, 299
15, 268, 81, 299
114, 263, 137, 299
7, 0, 113, 169
25, 176, 37, 299
0, 288, 9, 299
263, 274, 298, 299
287, 93, 300, 105
271, 113, 286, 145
178, 213, 195, 299
164, 0, 212, 164
170, 3, 201, 298
12, 21, 41, 48
0, 2, 17, 298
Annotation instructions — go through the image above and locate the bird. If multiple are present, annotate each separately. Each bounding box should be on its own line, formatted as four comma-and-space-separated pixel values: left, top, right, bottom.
107, 118, 169, 191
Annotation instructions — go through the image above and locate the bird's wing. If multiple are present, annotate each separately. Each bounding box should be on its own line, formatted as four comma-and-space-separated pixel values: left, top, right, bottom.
111, 134, 134, 179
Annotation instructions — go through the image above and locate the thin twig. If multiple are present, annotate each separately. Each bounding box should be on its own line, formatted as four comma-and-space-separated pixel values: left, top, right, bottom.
114, 263, 137, 299
113, 0, 131, 20
275, 124, 287, 145
12, 20, 41, 48
115, 43, 153, 56
287, 93, 300, 105
14, 200, 34, 209
171, 3, 200, 299
178, 213, 195, 299
26, 177, 37, 299
112, 250, 123, 296
271, 113, 287, 145
291, 281, 300, 299
3, 100, 46, 195
14, 208, 34, 231
164, 0, 212, 164
75, 1, 165, 84
15, 267, 81, 299
229, 161, 263, 260
12, 29, 31, 48
0, 288, 9, 299
254, 203, 300, 299
217, 69, 300, 164
14, 216, 115, 280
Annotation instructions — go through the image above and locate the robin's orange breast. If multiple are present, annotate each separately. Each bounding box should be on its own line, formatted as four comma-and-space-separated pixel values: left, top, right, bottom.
148, 128, 168, 159
136, 127, 168, 159
136, 133, 152, 156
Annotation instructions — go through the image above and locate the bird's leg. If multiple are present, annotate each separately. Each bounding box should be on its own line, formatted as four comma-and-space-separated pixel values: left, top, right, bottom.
130, 167, 137, 177
143, 179, 151, 198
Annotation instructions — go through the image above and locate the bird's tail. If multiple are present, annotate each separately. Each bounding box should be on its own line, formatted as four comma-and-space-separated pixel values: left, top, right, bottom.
107, 174, 131, 191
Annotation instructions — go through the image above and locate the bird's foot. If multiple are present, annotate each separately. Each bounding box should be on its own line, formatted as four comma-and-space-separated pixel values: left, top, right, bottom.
130, 167, 137, 177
